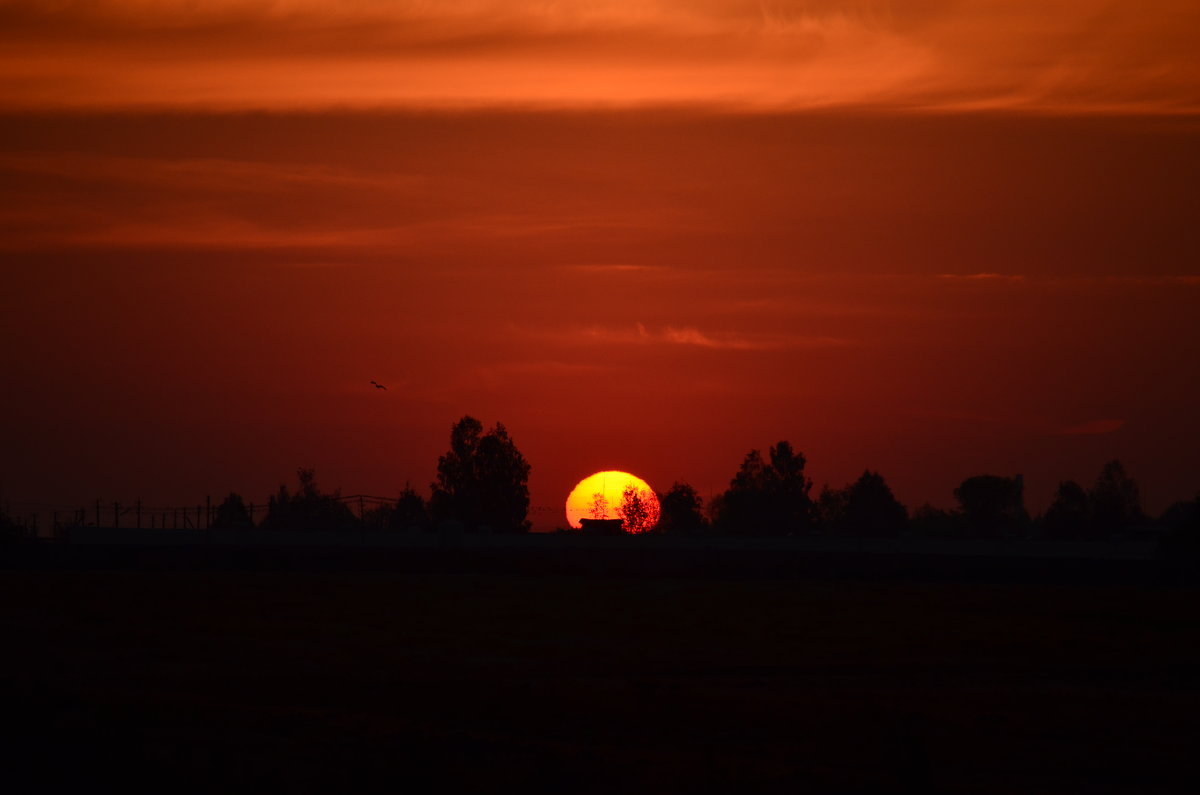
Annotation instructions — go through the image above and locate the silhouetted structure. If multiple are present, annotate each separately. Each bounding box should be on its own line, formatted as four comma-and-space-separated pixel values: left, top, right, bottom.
954, 474, 1029, 538
430, 416, 531, 533
714, 441, 814, 536
579, 518, 625, 535
657, 482, 708, 535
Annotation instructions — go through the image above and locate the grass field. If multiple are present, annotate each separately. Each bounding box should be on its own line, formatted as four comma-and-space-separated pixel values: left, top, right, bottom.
2, 564, 1198, 793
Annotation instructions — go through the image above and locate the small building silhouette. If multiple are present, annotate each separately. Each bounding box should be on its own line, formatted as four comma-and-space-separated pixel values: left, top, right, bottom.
579, 518, 624, 535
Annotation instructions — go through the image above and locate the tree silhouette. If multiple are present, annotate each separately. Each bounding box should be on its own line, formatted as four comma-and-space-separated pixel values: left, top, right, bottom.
618, 484, 659, 534
390, 483, 429, 532
430, 416, 531, 533
1157, 493, 1200, 576
953, 474, 1029, 538
657, 482, 707, 535
589, 492, 609, 520
816, 484, 849, 534
714, 441, 814, 536
1158, 494, 1199, 535
820, 470, 907, 537
0, 505, 26, 542
1042, 480, 1089, 540
1089, 459, 1142, 538
262, 468, 357, 531
909, 503, 965, 538
211, 492, 253, 529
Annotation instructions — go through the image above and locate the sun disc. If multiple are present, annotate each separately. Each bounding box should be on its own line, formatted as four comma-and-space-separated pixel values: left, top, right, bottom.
565, 470, 660, 533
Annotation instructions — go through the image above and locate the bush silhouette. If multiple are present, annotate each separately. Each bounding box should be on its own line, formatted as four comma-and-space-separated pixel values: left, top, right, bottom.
954, 474, 1029, 538
1042, 480, 1089, 539
262, 468, 357, 531
657, 482, 708, 535
908, 503, 965, 538
820, 470, 908, 537
211, 492, 254, 529
0, 507, 28, 543
1089, 459, 1142, 538
389, 484, 430, 532
1157, 493, 1200, 577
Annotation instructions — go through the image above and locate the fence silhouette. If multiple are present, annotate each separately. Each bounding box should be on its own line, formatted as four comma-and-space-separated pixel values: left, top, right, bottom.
4, 496, 561, 538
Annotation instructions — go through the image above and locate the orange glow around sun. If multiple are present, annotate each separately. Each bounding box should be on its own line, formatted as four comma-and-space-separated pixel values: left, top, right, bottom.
565, 470, 660, 533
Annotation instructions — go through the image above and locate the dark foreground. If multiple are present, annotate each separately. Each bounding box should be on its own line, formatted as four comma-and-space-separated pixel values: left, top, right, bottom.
2, 544, 1198, 793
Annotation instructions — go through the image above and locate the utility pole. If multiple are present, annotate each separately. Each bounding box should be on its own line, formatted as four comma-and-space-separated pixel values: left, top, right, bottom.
206, 495, 211, 528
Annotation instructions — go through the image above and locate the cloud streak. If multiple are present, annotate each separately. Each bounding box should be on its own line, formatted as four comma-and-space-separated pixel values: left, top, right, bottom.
579, 322, 853, 350
938, 273, 1027, 283
0, 1, 1195, 113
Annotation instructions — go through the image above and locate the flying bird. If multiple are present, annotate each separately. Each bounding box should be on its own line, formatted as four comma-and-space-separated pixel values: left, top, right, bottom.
370, 380, 387, 390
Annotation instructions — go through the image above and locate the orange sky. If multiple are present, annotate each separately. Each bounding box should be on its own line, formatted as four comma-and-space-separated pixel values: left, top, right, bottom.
1, 1, 1198, 113
1, 2, 1198, 525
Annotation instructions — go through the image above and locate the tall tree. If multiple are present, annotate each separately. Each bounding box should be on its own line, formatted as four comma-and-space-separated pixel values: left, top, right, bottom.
431, 416, 531, 533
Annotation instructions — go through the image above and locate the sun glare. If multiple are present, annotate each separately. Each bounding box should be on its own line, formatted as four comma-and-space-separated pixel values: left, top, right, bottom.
565, 470, 661, 533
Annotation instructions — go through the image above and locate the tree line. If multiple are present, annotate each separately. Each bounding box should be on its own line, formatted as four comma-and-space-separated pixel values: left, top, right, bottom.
179, 415, 1199, 548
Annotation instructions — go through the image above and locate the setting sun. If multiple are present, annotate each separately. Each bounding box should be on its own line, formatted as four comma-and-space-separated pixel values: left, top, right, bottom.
565, 470, 660, 533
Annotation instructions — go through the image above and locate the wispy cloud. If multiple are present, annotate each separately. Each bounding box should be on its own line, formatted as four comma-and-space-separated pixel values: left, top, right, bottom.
580, 322, 853, 351
937, 273, 1027, 283
561, 264, 667, 274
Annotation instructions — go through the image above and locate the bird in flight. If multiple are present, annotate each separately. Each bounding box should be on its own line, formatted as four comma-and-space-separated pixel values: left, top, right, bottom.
370, 380, 387, 390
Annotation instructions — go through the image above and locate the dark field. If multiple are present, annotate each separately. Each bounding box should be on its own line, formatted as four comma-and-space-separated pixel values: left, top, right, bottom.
3, 555, 1198, 793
